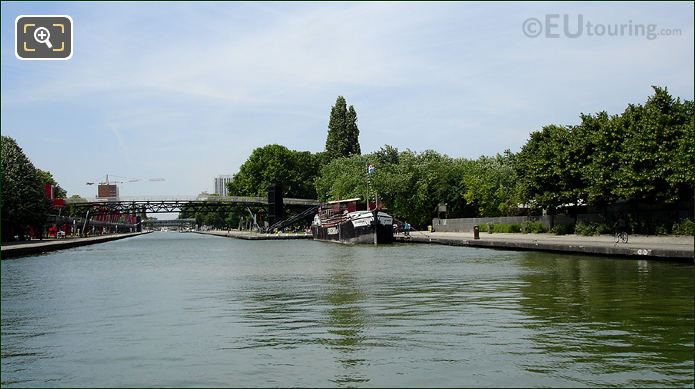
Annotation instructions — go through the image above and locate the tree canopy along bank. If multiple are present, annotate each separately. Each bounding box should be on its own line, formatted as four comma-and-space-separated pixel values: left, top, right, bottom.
1, 136, 64, 241
3, 88, 689, 236
221, 88, 693, 232
516, 86, 693, 211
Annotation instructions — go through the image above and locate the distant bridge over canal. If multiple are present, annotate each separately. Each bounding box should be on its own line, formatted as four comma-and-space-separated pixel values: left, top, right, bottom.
64, 192, 320, 232
65, 196, 319, 214
142, 218, 197, 228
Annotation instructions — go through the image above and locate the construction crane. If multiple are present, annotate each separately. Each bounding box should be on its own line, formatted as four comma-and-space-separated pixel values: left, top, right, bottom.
86, 174, 166, 186
86, 174, 166, 199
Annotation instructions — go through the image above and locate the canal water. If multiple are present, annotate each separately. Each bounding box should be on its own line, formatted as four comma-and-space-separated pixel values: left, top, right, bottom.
1, 232, 693, 387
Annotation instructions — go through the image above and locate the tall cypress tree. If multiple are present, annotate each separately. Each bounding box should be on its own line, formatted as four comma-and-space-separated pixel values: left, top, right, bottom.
325, 96, 361, 159
346, 105, 361, 156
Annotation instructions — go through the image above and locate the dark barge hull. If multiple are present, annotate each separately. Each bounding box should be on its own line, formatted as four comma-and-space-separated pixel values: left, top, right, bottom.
311, 220, 394, 244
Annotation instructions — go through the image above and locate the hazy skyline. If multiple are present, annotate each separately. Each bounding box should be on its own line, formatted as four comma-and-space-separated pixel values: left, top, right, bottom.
2, 1, 693, 199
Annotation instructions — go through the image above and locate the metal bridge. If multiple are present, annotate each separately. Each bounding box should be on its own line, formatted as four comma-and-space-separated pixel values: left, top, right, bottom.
63, 190, 320, 233
65, 196, 319, 215
142, 218, 196, 227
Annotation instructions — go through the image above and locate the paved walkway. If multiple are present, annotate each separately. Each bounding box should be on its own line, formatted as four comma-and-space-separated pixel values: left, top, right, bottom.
199, 229, 692, 260
398, 231, 694, 260
1, 232, 149, 259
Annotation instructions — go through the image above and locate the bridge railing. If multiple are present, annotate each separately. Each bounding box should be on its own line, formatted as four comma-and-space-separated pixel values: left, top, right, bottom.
65, 196, 319, 205
66, 195, 265, 203
143, 218, 196, 226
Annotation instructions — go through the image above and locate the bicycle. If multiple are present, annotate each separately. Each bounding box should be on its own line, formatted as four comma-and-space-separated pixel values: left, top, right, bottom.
615, 230, 628, 244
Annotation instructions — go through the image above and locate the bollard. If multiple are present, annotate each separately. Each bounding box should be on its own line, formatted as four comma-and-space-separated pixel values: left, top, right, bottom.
473, 225, 480, 240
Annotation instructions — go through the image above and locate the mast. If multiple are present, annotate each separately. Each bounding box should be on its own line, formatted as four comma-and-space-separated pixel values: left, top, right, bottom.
367, 163, 378, 245
373, 208, 378, 245
367, 163, 377, 210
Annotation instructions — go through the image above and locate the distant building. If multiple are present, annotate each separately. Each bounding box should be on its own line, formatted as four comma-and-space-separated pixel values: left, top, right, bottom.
214, 175, 232, 197
97, 184, 119, 199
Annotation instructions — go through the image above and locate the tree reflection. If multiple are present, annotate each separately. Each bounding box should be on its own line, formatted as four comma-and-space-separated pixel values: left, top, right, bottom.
236, 247, 371, 386
322, 250, 370, 386
516, 253, 694, 385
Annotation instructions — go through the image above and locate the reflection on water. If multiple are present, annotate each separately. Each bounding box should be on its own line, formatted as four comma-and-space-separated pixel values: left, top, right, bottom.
1, 232, 692, 387
324, 252, 370, 386
237, 249, 371, 386
517, 254, 694, 386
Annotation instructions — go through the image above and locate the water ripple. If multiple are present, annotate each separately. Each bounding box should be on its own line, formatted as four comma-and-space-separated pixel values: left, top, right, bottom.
1, 232, 692, 387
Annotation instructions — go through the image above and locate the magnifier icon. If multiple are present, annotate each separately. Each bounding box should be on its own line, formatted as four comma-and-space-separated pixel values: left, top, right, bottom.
33, 27, 52, 49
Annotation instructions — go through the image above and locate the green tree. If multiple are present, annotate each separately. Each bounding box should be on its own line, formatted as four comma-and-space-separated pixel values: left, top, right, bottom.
396, 150, 470, 226
673, 99, 695, 202
64, 194, 88, 217
463, 152, 519, 217
325, 96, 361, 159
574, 111, 621, 207
227, 144, 321, 199
515, 86, 693, 218
68, 194, 87, 202
36, 169, 67, 199
315, 147, 473, 227
515, 124, 583, 210
315, 154, 370, 202
615, 86, 694, 204
346, 105, 361, 155
1, 136, 52, 240
179, 193, 243, 229
373, 144, 400, 165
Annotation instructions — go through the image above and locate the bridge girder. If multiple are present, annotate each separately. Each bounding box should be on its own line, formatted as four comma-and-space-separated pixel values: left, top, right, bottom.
66, 199, 317, 215
142, 218, 196, 227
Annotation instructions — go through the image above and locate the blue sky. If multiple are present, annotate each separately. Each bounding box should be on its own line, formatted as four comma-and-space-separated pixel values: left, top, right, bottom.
2, 1, 693, 200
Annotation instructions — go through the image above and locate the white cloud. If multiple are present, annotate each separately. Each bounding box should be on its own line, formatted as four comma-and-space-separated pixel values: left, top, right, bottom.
1, 1, 692, 197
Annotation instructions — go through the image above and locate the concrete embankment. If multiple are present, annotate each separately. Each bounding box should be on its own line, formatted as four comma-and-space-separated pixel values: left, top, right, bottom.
397, 232, 694, 261
195, 230, 312, 240
194, 229, 693, 261
1, 232, 150, 259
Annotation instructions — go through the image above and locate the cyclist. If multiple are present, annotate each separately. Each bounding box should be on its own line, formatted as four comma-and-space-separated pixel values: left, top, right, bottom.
613, 216, 628, 243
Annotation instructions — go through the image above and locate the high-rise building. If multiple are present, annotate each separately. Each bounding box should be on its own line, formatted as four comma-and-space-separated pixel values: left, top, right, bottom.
214, 175, 232, 197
